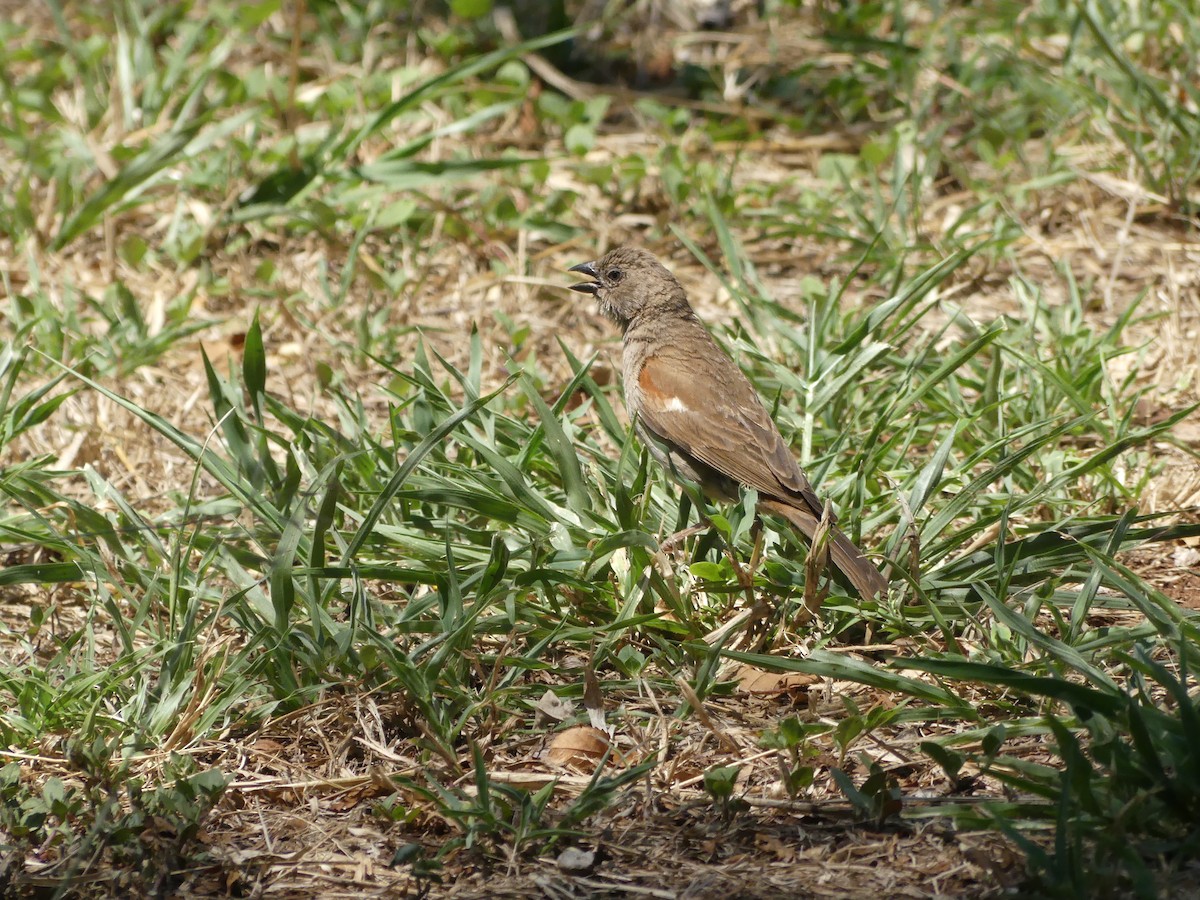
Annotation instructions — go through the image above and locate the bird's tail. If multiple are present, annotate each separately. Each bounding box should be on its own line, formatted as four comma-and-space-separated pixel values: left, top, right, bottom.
758, 498, 887, 600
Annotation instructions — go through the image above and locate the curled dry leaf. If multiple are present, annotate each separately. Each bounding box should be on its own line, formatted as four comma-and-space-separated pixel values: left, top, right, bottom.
534, 688, 573, 725
734, 663, 819, 697
583, 660, 606, 731
546, 725, 610, 771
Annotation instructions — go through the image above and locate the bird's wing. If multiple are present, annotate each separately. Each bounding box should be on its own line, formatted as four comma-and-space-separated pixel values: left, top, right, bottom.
635, 345, 828, 518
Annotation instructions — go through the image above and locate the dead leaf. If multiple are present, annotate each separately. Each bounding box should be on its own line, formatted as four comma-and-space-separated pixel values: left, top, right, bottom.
534, 689, 573, 726
584, 658, 606, 730
327, 781, 391, 812
734, 664, 819, 697
1172, 420, 1200, 444
755, 832, 798, 862
546, 726, 609, 771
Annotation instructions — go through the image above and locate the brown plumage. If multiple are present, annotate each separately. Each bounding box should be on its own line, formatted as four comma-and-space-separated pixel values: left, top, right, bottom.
568, 246, 886, 600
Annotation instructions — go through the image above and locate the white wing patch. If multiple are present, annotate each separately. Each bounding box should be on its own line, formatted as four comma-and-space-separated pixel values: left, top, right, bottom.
664, 396, 688, 412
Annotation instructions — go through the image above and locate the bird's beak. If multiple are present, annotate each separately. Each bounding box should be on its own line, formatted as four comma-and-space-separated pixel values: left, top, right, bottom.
568, 261, 600, 295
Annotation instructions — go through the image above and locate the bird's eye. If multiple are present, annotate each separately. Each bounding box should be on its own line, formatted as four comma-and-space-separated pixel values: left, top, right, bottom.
606, 268, 623, 283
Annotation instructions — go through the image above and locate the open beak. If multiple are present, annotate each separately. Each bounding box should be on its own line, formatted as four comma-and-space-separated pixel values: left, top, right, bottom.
568, 261, 600, 294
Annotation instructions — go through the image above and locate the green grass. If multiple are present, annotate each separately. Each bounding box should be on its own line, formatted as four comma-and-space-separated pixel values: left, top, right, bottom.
2, 1, 1199, 897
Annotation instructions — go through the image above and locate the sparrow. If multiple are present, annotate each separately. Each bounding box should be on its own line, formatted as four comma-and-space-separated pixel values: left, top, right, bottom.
568, 246, 886, 599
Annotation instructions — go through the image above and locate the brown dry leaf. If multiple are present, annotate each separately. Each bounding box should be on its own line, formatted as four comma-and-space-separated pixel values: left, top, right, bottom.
327, 781, 391, 812
755, 832, 798, 863
1174, 420, 1200, 444
734, 663, 819, 697
545, 726, 610, 771
583, 658, 606, 730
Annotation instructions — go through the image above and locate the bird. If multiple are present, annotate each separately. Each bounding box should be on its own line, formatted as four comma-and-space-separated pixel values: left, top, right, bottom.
567, 246, 887, 600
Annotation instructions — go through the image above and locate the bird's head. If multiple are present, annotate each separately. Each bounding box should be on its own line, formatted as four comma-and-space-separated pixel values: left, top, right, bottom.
568, 246, 690, 330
